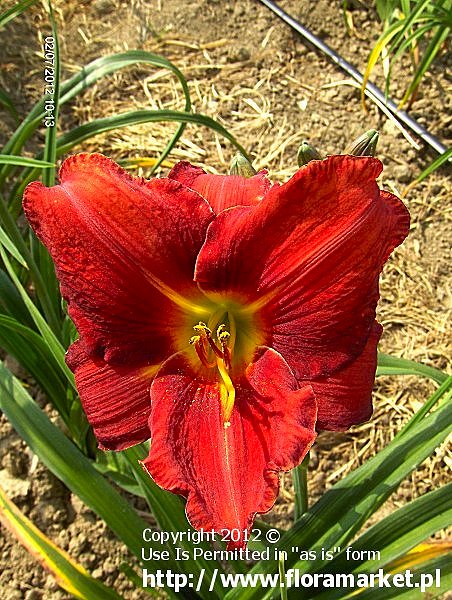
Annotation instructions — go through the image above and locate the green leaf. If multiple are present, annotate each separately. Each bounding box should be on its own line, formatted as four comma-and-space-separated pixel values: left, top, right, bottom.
0, 155, 54, 168
0, 314, 69, 420
0, 0, 38, 28
42, 1, 60, 187
224, 383, 452, 600
9, 109, 249, 208
310, 484, 452, 599
0, 484, 123, 600
377, 353, 448, 384
347, 553, 451, 599
400, 24, 450, 107
386, 0, 432, 57
0, 245, 74, 389
0, 221, 28, 267
0, 269, 33, 326
1, 51, 192, 186
0, 360, 182, 598
293, 453, 309, 521
361, 19, 404, 105
395, 375, 451, 436
55, 109, 248, 158
0, 194, 62, 334
414, 148, 452, 184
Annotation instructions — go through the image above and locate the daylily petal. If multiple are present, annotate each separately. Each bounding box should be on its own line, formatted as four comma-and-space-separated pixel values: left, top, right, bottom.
195, 155, 410, 379
169, 160, 271, 214
311, 322, 382, 430
24, 153, 214, 365
66, 341, 157, 450
142, 346, 316, 549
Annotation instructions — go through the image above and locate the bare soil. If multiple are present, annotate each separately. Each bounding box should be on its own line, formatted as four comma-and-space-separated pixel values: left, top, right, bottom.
0, 0, 450, 598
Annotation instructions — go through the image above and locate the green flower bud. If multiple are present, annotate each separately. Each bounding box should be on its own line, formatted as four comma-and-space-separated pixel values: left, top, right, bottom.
344, 129, 379, 157
297, 141, 322, 166
229, 153, 256, 177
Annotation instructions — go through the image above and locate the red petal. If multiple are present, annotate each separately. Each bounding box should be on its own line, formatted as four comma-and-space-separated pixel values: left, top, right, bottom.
169, 161, 271, 214
311, 322, 382, 430
66, 341, 156, 450
142, 347, 316, 548
23, 153, 213, 365
195, 156, 410, 379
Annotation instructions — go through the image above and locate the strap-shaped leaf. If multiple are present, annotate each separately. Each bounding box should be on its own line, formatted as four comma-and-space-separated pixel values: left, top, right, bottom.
0, 221, 28, 267
0, 360, 184, 599
307, 485, 452, 599
0, 0, 38, 28
10, 109, 249, 210
377, 353, 448, 384
0, 314, 69, 419
0, 155, 53, 168
33, 0, 62, 349
1, 51, 191, 183
0, 245, 74, 387
346, 553, 451, 599
0, 484, 123, 600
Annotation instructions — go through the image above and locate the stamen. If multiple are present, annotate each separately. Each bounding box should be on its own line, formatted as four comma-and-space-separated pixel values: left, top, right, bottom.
189, 320, 236, 424
218, 329, 232, 370
193, 339, 216, 369
190, 330, 216, 368
222, 345, 232, 370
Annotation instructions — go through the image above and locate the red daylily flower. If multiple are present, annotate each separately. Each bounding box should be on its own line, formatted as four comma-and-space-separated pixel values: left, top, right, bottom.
23, 153, 409, 548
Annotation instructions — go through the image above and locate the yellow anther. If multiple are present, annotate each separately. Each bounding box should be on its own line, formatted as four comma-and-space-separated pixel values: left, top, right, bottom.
193, 322, 212, 335
189, 335, 201, 345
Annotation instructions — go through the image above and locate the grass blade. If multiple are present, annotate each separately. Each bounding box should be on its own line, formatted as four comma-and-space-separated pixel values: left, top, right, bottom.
55, 110, 248, 158
376, 353, 448, 384
361, 20, 404, 107
1, 51, 192, 184
0, 269, 33, 326
310, 485, 451, 599
0, 194, 61, 333
8, 109, 249, 211
399, 24, 450, 107
0, 222, 28, 267
0, 0, 38, 28
0, 484, 123, 600
395, 375, 451, 436
0, 314, 69, 420
0, 245, 75, 388
34, 0, 62, 340
42, 0, 60, 186
403, 148, 452, 196
0, 155, 54, 168
0, 360, 182, 597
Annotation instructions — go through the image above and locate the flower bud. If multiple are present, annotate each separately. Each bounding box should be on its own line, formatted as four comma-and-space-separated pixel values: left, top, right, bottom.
297, 141, 322, 166
344, 129, 379, 157
229, 153, 256, 177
